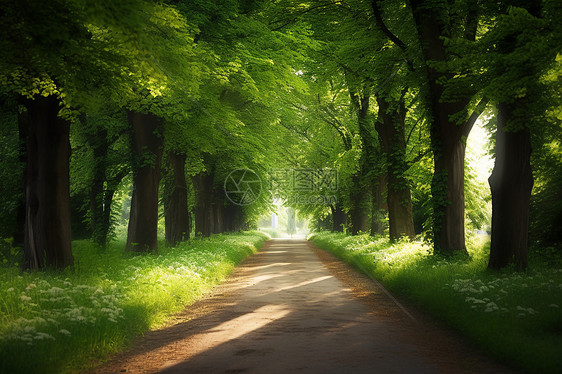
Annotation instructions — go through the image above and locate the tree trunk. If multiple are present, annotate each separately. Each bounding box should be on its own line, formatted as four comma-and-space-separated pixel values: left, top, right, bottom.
371, 173, 387, 236
408, 0, 478, 253
125, 111, 163, 252
101, 185, 118, 244
432, 138, 467, 253
213, 203, 224, 234
488, 102, 532, 270
331, 203, 346, 232
212, 188, 225, 234
22, 96, 73, 269
87, 126, 109, 248
349, 88, 372, 236
191, 170, 215, 237
350, 174, 369, 235
375, 97, 415, 240
164, 152, 190, 246
224, 204, 244, 232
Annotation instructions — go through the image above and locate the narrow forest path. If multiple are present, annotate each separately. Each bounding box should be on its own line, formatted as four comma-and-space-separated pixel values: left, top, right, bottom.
92, 239, 513, 374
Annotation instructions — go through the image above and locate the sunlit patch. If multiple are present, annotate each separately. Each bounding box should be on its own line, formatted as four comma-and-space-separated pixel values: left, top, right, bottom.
276, 275, 333, 292
251, 263, 291, 270
250, 274, 284, 284
156, 304, 291, 367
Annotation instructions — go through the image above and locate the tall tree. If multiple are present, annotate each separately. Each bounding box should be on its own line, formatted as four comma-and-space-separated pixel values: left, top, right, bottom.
482, 2, 560, 269
0, 0, 100, 268
21, 96, 73, 268
349, 84, 372, 235
406, 0, 484, 253
164, 151, 191, 246
125, 111, 164, 252
75, 113, 130, 248
375, 94, 416, 239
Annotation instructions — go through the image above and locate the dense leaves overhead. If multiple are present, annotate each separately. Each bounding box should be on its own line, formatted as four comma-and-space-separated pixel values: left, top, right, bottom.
0, 0, 560, 268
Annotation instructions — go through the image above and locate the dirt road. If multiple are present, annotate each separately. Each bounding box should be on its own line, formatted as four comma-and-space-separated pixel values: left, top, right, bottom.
93, 239, 513, 374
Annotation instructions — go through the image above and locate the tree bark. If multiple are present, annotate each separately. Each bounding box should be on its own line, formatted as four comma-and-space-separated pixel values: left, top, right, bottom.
164, 152, 190, 246
86, 125, 109, 248
431, 136, 467, 253
371, 173, 387, 236
349, 88, 372, 236
408, 0, 481, 253
331, 203, 347, 232
375, 97, 415, 240
22, 96, 73, 269
101, 184, 118, 244
125, 111, 163, 252
191, 170, 215, 237
212, 190, 224, 234
224, 204, 244, 232
488, 102, 532, 270
350, 173, 369, 235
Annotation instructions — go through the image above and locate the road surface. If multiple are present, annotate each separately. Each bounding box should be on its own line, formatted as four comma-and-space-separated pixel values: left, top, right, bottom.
93, 239, 512, 374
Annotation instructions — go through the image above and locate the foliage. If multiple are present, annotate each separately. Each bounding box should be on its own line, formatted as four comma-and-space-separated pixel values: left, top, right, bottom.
0, 109, 23, 239
0, 232, 268, 373
529, 56, 562, 250
0, 0, 561, 368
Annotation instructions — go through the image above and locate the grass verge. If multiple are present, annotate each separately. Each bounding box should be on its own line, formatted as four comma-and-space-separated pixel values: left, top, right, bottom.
309, 231, 562, 373
0, 231, 269, 373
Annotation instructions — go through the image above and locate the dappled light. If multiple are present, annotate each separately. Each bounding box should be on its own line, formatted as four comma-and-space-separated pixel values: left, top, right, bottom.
1, 0, 560, 372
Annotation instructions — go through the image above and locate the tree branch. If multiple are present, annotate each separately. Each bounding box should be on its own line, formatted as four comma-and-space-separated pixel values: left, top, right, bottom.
462, 98, 488, 138
370, 0, 414, 71
370, 0, 407, 50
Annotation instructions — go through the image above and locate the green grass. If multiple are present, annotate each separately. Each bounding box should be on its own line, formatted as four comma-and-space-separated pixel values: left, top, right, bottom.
309, 232, 562, 373
0, 231, 269, 373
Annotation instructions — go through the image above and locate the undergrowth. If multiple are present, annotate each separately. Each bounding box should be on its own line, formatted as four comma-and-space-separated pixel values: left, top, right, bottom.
309, 231, 562, 374
0, 231, 268, 373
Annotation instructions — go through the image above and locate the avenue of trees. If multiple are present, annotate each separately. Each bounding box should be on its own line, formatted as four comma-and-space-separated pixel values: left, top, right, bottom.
0, 0, 560, 271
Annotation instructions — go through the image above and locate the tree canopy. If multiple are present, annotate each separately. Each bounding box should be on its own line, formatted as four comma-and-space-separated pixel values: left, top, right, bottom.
0, 0, 560, 270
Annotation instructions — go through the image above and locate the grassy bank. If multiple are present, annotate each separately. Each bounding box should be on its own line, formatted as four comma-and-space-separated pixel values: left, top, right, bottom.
309, 232, 562, 373
0, 231, 268, 373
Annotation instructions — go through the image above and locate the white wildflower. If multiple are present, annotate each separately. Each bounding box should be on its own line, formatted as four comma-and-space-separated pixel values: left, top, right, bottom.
549, 304, 559, 308
47, 287, 65, 296
34, 332, 55, 341
484, 302, 499, 313
7, 287, 14, 292
26, 283, 36, 290
23, 326, 36, 333
20, 295, 32, 302
58, 329, 71, 336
